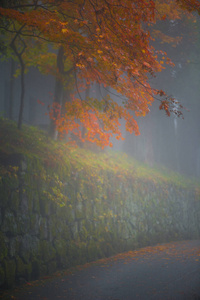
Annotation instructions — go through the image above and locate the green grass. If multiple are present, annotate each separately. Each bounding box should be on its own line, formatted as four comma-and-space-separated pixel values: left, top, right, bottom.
0, 117, 199, 190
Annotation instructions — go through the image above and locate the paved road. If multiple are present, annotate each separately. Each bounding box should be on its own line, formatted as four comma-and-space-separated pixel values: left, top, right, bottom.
2, 240, 200, 300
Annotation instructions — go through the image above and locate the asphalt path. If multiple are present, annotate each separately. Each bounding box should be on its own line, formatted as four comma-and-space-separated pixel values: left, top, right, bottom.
2, 240, 200, 300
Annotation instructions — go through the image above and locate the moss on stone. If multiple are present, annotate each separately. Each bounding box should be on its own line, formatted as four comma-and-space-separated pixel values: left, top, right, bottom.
39, 263, 47, 277
67, 241, 87, 266
16, 256, 26, 277
32, 192, 40, 213
0, 266, 5, 286
16, 256, 32, 281
75, 202, 85, 219
17, 213, 30, 235
64, 205, 75, 224
39, 218, 48, 239
79, 225, 89, 241
0, 122, 200, 290
47, 261, 57, 274
39, 196, 50, 216
66, 242, 80, 265
1, 212, 18, 236
39, 240, 56, 263
50, 218, 71, 241
4, 259, 16, 288
61, 226, 71, 240
84, 200, 93, 217
48, 216, 57, 238
82, 219, 94, 233
87, 239, 99, 261
54, 238, 67, 258
9, 191, 20, 211
0, 232, 8, 261
31, 258, 40, 279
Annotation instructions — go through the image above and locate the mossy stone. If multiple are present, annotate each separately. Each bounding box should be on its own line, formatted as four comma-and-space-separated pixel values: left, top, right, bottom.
48, 217, 57, 239
30, 213, 39, 233
9, 237, 20, 257
66, 241, 86, 266
32, 192, 40, 213
31, 258, 40, 279
70, 222, 79, 239
54, 238, 67, 258
48, 261, 57, 274
0, 232, 8, 260
66, 242, 79, 262
77, 242, 87, 265
18, 235, 39, 264
39, 263, 47, 277
0, 186, 10, 208
57, 205, 68, 218
40, 240, 56, 263
17, 213, 30, 234
1, 211, 18, 236
63, 205, 75, 224
39, 218, 48, 239
101, 241, 114, 257
16, 256, 32, 281
9, 191, 20, 211
82, 219, 94, 233
79, 225, 89, 241
16, 256, 26, 277
85, 201, 93, 217
75, 202, 85, 219
87, 239, 100, 261
54, 239, 69, 268
0, 266, 5, 286
4, 259, 16, 288
39, 196, 51, 216
61, 226, 71, 240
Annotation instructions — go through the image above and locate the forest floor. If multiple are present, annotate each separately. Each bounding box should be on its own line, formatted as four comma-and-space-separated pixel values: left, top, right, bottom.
1, 240, 200, 300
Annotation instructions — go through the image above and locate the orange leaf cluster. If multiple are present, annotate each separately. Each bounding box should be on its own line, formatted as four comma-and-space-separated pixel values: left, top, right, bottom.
0, 0, 198, 146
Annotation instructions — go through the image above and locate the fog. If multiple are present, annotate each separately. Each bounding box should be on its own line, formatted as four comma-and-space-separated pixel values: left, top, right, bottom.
0, 18, 200, 178
111, 18, 200, 178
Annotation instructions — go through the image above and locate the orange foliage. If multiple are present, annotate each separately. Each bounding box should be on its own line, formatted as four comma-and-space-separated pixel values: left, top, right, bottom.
0, 0, 199, 147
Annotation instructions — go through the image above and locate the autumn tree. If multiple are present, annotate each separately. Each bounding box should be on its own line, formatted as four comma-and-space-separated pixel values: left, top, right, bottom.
0, 0, 200, 147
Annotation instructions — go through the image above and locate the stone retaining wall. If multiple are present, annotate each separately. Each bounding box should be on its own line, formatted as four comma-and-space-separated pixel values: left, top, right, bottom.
0, 155, 200, 288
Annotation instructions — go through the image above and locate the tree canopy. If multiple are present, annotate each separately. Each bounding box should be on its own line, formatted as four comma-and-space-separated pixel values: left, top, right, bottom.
0, 0, 200, 147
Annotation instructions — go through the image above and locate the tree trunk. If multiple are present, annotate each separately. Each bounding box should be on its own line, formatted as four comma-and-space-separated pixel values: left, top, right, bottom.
9, 59, 15, 120
17, 56, 25, 130
10, 24, 26, 130
49, 46, 65, 139
9, 46, 25, 130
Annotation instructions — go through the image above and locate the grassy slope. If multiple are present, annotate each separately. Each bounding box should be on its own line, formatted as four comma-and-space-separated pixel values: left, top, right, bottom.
0, 118, 199, 189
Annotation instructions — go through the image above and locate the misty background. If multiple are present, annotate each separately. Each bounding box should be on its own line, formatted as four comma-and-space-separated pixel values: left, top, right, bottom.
0, 16, 200, 178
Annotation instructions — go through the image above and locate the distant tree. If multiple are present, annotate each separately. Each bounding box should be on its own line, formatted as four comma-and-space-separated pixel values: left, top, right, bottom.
0, 0, 200, 146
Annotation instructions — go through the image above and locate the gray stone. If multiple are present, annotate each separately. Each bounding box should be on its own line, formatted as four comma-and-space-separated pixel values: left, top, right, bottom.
70, 222, 79, 239
0, 265, 5, 286
19, 234, 39, 263
39, 218, 48, 239
0, 208, 2, 226
17, 213, 30, 234
30, 213, 42, 235
1, 212, 18, 236
9, 237, 19, 257
21, 160, 27, 172
20, 194, 29, 214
